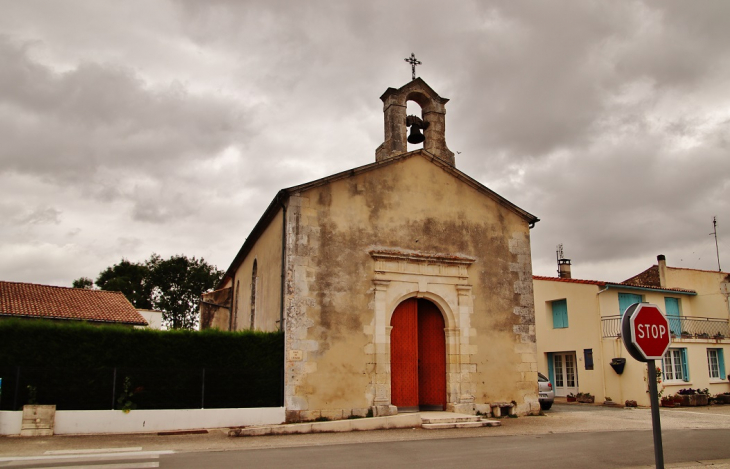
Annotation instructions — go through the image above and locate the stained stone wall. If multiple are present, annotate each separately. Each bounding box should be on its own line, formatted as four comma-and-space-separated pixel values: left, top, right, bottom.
281, 152, 539, 421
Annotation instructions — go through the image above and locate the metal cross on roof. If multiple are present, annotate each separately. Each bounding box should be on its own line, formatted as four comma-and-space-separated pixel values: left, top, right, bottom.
404, 53, 421, 81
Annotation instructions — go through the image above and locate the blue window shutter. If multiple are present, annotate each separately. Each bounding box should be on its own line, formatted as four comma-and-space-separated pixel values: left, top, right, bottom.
619, 293, 643, 316
665, 297, 680, 315
681, 348, 690, 382
665, 297, 681, 336
719, 350, 726, 380
552, 300, 568, 329
547, 352, 555, 386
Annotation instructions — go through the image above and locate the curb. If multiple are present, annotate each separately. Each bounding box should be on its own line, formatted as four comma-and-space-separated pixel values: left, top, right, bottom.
229, 413, 422, 437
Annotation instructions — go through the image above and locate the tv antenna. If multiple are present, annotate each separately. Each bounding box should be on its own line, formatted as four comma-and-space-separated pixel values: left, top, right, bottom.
710, 216, 721, 271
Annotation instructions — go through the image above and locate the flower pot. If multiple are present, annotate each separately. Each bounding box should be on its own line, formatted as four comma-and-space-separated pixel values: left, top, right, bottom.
695, 394, 709, 406
719, 395, 730, 404
566, 396, 577, 402
577, 396, 595, 403
661, 400, 675, 408
609, 358, 626, 375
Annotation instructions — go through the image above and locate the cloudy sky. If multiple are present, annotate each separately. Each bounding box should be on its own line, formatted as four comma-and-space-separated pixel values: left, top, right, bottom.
1, 0, 728, 288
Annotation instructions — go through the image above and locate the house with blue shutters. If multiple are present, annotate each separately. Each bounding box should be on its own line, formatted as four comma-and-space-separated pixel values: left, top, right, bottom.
534, 255, 730, 406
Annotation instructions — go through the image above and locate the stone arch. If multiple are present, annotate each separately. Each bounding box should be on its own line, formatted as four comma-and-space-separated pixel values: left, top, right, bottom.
368, 249, 477, 416
404, 90, 438, 113
387, 289, 455, 331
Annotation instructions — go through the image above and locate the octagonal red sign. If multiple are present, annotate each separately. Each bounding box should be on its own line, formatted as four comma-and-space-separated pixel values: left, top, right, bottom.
629, 303, 672, 360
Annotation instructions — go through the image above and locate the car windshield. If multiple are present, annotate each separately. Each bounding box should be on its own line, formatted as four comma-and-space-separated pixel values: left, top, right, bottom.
538, 373, 548, 382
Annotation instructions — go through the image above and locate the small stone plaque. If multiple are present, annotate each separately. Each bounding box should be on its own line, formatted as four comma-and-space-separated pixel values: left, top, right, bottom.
288, 350, 303, 361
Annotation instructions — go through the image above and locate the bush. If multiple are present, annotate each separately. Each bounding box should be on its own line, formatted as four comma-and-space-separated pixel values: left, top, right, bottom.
0, 320, 283, 410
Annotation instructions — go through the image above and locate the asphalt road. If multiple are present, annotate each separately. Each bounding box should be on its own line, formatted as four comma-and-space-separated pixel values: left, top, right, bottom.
161, 429, 730, 469
4, 403, 730, 468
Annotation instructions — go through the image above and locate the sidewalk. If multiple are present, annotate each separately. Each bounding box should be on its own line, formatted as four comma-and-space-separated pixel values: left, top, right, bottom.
2, 403, 730, 467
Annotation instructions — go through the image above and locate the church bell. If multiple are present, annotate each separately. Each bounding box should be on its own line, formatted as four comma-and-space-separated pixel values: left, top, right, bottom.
407, 125, 425, 144
406, 115, 429, 145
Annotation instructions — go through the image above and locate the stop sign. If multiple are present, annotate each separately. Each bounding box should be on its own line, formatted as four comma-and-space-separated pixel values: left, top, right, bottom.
621, 303, 672, 361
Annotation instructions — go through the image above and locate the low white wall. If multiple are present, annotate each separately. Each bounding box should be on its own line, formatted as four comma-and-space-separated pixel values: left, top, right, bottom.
0, 411, 22, 435
0, 407, 285, 436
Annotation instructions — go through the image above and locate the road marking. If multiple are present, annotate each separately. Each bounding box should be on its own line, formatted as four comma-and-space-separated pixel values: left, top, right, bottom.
30, 463, 158, 469
0, 450, 173, 463
667, 410, 730, 418
44, 447, 143, 455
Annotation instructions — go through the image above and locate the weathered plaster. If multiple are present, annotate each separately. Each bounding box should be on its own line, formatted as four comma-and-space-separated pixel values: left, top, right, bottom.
282, 154, 539, 421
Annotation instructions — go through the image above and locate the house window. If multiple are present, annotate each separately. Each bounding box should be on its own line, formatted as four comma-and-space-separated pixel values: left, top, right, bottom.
250, 260, 258, 330
619, 293, 643, 316
707, 349, 726, 380
584, 349, 594, 370
663, 348, 689, 382
551, 299, 568, 329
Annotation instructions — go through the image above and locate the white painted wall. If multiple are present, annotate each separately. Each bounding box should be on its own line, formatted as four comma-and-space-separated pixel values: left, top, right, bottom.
0, 407, 285, 436
135, 309, 166, 330
0, 411, 22, 435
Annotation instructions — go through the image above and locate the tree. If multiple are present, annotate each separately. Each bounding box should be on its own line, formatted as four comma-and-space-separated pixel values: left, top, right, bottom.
72, 277, 95, 289
95, 259, 153, 309
82, 254, 223, 330
146, 254, 223, 330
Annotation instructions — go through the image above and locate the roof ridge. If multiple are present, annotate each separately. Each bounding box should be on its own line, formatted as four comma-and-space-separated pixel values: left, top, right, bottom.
667, 266, 729, 275
0, 280, 122, 295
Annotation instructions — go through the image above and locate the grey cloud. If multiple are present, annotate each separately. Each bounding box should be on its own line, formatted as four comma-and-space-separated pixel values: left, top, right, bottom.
0, 36, 248, 186
17, 207, 62, 225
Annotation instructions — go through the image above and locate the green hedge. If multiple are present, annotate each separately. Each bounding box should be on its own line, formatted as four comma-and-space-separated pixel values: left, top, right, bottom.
0, 320, 284, 410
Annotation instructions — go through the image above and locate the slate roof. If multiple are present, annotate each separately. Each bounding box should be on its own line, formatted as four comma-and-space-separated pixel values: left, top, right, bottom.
0, 281, 148, 325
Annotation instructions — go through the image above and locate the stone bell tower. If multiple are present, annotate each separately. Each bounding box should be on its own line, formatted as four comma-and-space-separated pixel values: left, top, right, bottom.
375, 77, 455, 167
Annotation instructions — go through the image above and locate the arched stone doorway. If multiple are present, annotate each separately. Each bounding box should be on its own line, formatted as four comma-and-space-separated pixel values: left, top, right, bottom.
390, 298, 446, 411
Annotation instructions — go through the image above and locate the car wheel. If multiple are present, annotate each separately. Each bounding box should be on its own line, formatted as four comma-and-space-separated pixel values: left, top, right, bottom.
540, 401, 553, 410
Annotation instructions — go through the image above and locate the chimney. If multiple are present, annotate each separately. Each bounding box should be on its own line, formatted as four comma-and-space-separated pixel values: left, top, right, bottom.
558, 258, 572, 279
657, 254, 667, 288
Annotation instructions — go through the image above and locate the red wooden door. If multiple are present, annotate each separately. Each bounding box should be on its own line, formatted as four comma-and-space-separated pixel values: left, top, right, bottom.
390, 298, 446, 411
418, 299, 446, 409
390, 299, 418, 409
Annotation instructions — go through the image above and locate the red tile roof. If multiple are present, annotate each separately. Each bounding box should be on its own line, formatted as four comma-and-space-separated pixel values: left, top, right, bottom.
0, 281, 148, 325
623, 265, 660, 287
532, 276, 695, 294
532, 276, 606, 286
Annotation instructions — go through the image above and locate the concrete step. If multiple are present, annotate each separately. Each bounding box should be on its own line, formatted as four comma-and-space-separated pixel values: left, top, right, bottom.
420, 416, 481, 424
422, 419, 501, 430
229, 413, 422, 437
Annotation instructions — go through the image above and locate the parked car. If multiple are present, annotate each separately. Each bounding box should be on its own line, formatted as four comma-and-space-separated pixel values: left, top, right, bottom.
538, 372, 555, 410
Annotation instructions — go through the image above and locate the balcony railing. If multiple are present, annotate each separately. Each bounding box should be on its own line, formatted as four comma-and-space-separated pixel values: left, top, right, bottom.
601, 315, 730, 339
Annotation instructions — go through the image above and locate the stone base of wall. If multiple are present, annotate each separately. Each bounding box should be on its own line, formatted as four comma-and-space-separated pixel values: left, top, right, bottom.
371, 405, 397, 417
286, 407, 374, 423
446, 403, 475, 415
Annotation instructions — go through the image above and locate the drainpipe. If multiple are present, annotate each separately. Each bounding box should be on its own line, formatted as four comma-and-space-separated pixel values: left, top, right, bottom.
596, 284, 610, 403
278, 192, 287, 332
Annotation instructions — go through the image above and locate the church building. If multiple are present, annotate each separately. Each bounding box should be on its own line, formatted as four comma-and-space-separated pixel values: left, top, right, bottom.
201, 77, 541, 421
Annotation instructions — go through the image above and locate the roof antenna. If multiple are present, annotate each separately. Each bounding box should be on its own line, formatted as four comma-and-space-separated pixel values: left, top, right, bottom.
556, 244, 572, 279
711, 216, 721, 271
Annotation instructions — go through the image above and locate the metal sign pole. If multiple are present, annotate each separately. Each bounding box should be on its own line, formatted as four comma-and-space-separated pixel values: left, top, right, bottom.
646, 359, 665, 469
623, 303, 670, 469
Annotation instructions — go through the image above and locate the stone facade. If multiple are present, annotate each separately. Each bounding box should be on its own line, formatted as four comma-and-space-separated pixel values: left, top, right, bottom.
204, 78, 541, 421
